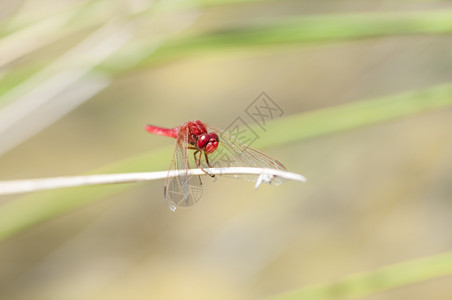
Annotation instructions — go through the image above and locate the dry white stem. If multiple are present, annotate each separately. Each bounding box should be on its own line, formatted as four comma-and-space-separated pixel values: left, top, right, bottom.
0, 168, 306, 196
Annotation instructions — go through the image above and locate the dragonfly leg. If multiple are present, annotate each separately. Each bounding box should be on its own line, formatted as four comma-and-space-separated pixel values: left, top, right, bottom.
201, 151, 215, 178
192, 149, 215, 177
204, 152, 213, 168
188, 148, 204, 185
192, 149, 200, 166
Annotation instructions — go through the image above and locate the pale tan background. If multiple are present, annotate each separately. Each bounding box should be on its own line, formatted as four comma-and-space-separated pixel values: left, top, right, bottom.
0, 1, 452, 299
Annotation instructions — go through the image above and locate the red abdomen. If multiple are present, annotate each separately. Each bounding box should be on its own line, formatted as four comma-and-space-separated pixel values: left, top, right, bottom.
145, 125, 179, 139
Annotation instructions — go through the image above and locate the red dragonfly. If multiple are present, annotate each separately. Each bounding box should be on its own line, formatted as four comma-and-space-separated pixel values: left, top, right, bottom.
145, 120, 286, 211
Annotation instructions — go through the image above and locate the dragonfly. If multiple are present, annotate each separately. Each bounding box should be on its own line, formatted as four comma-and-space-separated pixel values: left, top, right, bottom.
145, 120, 286, 211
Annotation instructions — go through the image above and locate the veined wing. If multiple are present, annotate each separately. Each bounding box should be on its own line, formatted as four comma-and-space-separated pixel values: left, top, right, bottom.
164, 126, 202, 211
205, 125, 287, 185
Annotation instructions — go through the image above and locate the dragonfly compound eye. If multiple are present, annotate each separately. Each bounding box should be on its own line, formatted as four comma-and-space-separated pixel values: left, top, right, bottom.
204, 133, 219, 154
198, 133, 219, 153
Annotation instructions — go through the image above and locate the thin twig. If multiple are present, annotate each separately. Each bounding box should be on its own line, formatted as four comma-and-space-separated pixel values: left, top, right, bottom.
0, 168, 306, 196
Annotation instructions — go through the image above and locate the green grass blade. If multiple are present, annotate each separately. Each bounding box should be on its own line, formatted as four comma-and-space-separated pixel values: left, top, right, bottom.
266, 251, 452, 300
254, 83, 452, 149
5, 9, 452, 80
117, 10, 452, 69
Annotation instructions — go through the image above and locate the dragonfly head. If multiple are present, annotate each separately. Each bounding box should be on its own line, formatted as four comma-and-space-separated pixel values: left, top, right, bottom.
198, 133, 219, 154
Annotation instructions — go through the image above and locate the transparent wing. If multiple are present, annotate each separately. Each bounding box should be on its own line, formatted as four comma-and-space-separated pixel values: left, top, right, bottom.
205, 125, 287, 185
163, 126, 202, 211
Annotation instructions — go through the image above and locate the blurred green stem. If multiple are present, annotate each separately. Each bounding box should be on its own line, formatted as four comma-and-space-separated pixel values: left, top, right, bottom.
267, 251, 452, 300
254, 83, 452, 149
114, 10, 452, 71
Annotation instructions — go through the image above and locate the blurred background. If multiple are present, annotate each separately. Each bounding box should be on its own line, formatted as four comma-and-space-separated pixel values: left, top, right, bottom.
0, 0, 452, 299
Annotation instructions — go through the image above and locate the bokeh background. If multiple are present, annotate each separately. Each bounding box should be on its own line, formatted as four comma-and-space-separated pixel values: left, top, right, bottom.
1, 1, 452, 299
